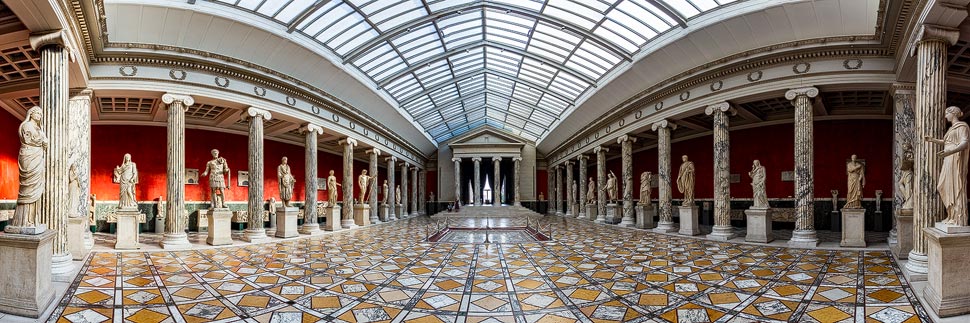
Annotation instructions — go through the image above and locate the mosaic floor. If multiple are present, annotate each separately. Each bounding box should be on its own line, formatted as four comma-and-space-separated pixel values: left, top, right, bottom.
49, 215, 929, 323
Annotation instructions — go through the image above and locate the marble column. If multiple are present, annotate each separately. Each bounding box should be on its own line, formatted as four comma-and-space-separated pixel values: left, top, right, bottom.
513, 157, 522, 206
367, 149, 381, 223
653, 121, 677, 232
340, 138, 357, 228
619, 135, 636, 227
69, 89, 93, 254
411, 166, 418, 216
595, 147, 608, 221
401, 162, 409, 216
243, 107, 272, 242
707, 102, 735, 240
419, 168, 426, 215
578, 154, 588, 218
300, 124, 324, 234
492, 157, 502, 206
565, 160, 574, 216
387, 156, 398, 220
786, 87, 820, 248
891, 84, 915, 245
555, 164, 564, 215
909, 26, 958, 277
32, 30, 74, 273
452, 157, 461, 206
160, 93, 194, 249
472, 157, 482, 206
547, 165, 555, 214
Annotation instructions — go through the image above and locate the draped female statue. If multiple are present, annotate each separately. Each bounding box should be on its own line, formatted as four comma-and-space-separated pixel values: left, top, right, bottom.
8, 106, 48, 233
749, 160, 768, 208
677, 155, 695, 205
925, 106, 970, 226
278, 157, 295, 206
844, 154, 865, 209
113, 153, 139, 209
639, 172, 652, 205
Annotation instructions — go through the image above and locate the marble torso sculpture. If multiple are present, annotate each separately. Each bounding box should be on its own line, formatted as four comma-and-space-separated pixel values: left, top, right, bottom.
830, 190, 839, 210
926, 106, 970, 226
586, 177, 595, 203
202, 149, 230, 209
268, 197, 277, 215
538, 192, 544, 201
677, 155, 695, 205
358, 170, 374, 203
845, 154, 865, 209
604, 171, 617, 202
156, 195, 166, 222
113, 153, 139, 209
639, 172, 652, 205
9, 106, 47, 232
326, 170, 340, 207
278, 157, 295, 206
89, 194, 97, 225
395, 185, 402, 204
382, 180, 389, 204
749, 160, 768, 208
899, 143, 914, 209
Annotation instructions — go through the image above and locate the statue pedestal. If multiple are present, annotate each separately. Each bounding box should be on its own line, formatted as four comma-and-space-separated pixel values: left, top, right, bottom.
354, 205, 371, 227
154, 213, 165, 234
0, 231, 55, 318
275, 207, 299, 238
923, 227, 970, 317
115, 209, 143, 250
840, 208, 866, 247
194, 211, 208, 232
396, 204, 405, 219
830, 210, 841, 231
585, 204, 597, 222
206, 208, 233, 246
744, 207, 773, 243
678, 206, 700, 236
322, 206, 342, 231
572, 203, 580, 218
604, 204, 621, 224
267, 211, 276, 229
68, 217, 92, 259
636, 204, 656, 229
381, 203, 393, 221
891, 209, 913, 259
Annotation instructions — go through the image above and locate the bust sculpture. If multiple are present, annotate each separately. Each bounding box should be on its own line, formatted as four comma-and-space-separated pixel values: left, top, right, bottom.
604, 171, 617, 202
7, 106, 47, 233
587, 177, 596, 203
844, 154, 865, 209
202, 149, 230, 209
639, 172, 652, 205
113, 153, 139, 210
899, 143, 914, 209
925, 106, 970, 226
677, 155, 695, 205
358, 170, 374, 203
749, 160, 768, 208
326, 170, 340, 207
278, 157, 295, 206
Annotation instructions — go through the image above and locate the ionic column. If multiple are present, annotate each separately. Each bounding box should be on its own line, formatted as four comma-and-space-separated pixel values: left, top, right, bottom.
555, 164, 564, 215
243, 107, 272, 242
577, 154, 588, 219
411, 166, 418, 216
547, 165, 555, 214
653, 121, 677, 232
32, 30, 73, 273
387, 156, 398, 220
891, 84, 915, 246
160, 93, 194, 249
367, 149, 381, 223
513, 157, 522, 206
300, 124, 324, 234
594, 147, 608, 222
619, 135, 636, 227
706, 102, 735, 240
69, 89, 93, 252
909, 26, 958, 277
452, 157, 461, 205
401, 162, 409, 216
492, 157, 502, 206
418, 169, 426, 215
786, 87, 820, 248
340, 138, 357, 228
472, 157, 482, 205
565, 160, 574, 216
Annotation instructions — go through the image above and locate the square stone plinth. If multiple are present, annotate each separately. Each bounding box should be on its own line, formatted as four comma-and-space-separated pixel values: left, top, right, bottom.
744, 207, 773, 243
892, 209, 913, 259
923, 227, 970, 317
636, 204, 656, 229
354, 205, 371, 226
67, 217, 91, 259
381, 203, 393, 221
678, 206, 700, 236
0, 231, 55, 318
322, 206, 342, 231
207, 208, 233, 246
841, 208, 866, 247
604, 204, 621, 224
275, 207, 299, 238
194, 210, 208, 232
396, 204, 405, 218
115, 209, 143, 250
586, 204, 597, 222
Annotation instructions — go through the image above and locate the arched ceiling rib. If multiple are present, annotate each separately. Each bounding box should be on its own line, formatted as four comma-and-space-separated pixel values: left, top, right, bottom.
207, 0, 740, 143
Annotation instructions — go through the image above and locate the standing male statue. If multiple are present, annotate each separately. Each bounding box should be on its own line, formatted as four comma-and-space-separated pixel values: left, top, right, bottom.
113, 153, 139, 209
358, 170, 374, 203
749, 160, 768, 208
604, 171, 617, 202
8, 106, 47, 233
326, 170, 340, 207
925, 106, 970, 226
844, 154, 865, 209
202, 149, 230, 209
639, 172, 652, 205
677, 155, 695, 205
278, 157, 295, 206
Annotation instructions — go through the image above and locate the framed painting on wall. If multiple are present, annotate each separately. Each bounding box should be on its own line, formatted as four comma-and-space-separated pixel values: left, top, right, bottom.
186, 169, 199, 184
238, 171, 250, 187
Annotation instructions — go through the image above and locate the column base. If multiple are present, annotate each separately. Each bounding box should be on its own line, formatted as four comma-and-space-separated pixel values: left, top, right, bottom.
369, 206, 381, 224
891, 209, 912, 259
208, 209, 234, 245
923, 227, 970, 317
354, 205, 371, 227
619, 208, 636, 227
514, 202, 521, 207
841, 208, 866, 247
0, 231, 55, 318
678, 206, 700, 236
160, 232, 192, 249
744, 207, 773, 243
115, 209, 143, 250
299, 223, 321, 235
67, 217, 92, 259
322, 206, 342, 231
242, 229, 270, 244
276, 207, 299, 238
707, 225, 735, 241
788, 229, 819, 248
51, 252, 75, 276
906, 251, 928, 281
341, 219, 358, 229
410, 212, 419, 217
654, 221, 677, 233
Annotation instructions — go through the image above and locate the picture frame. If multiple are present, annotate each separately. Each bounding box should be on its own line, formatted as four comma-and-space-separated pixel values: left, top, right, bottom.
781, 171, 794, 182
238, 171, 250, 187
317, 178, 327, 191
185, 169, 199, 185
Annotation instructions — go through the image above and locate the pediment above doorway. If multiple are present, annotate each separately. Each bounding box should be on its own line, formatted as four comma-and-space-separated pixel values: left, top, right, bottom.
447, 127, 526, 158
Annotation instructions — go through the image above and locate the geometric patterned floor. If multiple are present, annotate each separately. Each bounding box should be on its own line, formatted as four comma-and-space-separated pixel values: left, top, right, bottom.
48, 215, 929, 323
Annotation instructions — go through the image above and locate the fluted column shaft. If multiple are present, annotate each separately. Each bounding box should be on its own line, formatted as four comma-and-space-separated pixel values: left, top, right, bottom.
418, 169, 425, 214
161, 94, 194, 249
411, 166, 418, 215
452, 158, 461, 205
245, 108, 271, 240
493, 157, 501, 206
401, 162, 409, 216
301, 124, 323, 234
513, 157, 522, 206
472, 157, 482, 205
787, 87, 820, 247
595, 147, 608, 220
707, 103, 734, 239
341, 138, 357, 226
387, 157, 398, 220
555, 165, 563, 214
69, 90, 92, 224
368, 149, 380, 222
620, 136, 636, 226
565, 161, 574, 216
892, 85, 915, 241
654, 122, 674, 226
578, 155, 588, 217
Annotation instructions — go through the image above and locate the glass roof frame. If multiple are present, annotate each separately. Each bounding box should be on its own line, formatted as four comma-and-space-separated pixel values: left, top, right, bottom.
208, 0, 741, 143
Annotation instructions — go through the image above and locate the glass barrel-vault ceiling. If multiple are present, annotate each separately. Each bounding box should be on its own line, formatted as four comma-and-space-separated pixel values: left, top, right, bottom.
209, 0, 739, 143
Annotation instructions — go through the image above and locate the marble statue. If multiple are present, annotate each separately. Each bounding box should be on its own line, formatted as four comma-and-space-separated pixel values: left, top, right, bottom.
268, 197, 276, 215
396, 185, 402, 204
925, 106, 970, 226
571, 181, 578, 204
844, 154, 865, 209
202, 149, 230, 209
277, 157, 295, 206
326, 170, 340, 207
875, 190, 883, 212
156, 195, 165, 223
382, 180, 389, 204
358, 170, 374, 203
604, 171, 617, 202
8, 106, 47, 232
899, 143, 914, 209
113, 153, 139, 209
831, 190, 839, 210
89, 194, 97, 225
586, 177, 595, 203
538, 192, 544, 201
749, 160, 768, 208
677, 155, 695, 205
430, 192, 436, 202
639, 172, 652, 205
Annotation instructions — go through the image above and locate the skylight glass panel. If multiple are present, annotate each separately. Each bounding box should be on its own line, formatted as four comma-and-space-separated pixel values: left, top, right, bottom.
525, 122, 545, 134
520, 132, 538, 142
232, 0, 263, 11
486, 92, 511, 107
622, 1, 679, 29
506, 114, 527, 127
542, 1, 603, 31
490, 0, 545, 11
365, 1, 426, 31
508, 101, 532, 116
447, 118, 467, 128
662, 0, 701, 18
537, 95, 569, 114
355, 44, 400, 75
484, 11, 533, 49
517, 57, 555, 86
297, 1, 343, 35
511, 84, 542, 105
427, 0, 478, 13
549, 72, 588, 99
487, 75, 515, 95
429, 84, 460, 104
467, 109, 486, 120
385, 74, 423, 99
463, 94, 486, 107
369, 55, 409, 80
485, 48, 523, 76
403, 95, 433, 113
440, 103, 463, 117
530, 110, 556, 126
457, 76, 485, 96
256, 0, 299, 20
427, 122, 449, 135
486, 107, 507, 118
412, 61, 451, 88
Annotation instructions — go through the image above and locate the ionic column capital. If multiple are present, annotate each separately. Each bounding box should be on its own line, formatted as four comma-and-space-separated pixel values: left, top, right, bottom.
651, 120, 677, 131
30, 30, 77, 61
915, 24, 960, 46
340, 137, 358, 147
577, 154, 588, 161
301, 123, 324, 136
705, 102, 734, 116
161, 93, 195, 107
785, 87, 819, 101
564, 160, 573, 166
245, 107, 273, 121
491, 156, 502, 162
471, 157, 482, 162
451, 157, 462, 163
512, 156, 523, 162
386, 156, 398, 163
366, 148, 381, 156
616, 134, 636, 144
593, 146, 609, 154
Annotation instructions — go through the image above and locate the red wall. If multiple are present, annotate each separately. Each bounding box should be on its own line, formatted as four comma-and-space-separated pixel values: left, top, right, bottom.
0, 110, 21, 199
536, 169, 548, 199
426, 170, 437, 200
